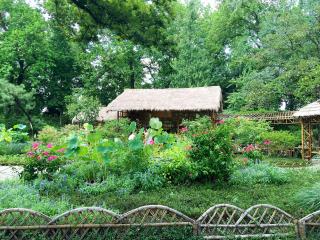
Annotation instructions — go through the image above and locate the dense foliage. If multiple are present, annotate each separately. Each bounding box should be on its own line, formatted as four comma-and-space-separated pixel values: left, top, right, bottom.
1, 0, 320, 127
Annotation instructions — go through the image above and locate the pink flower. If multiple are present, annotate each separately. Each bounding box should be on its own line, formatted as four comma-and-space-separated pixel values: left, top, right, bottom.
27, 151, 34, 157
216, 119, 225, 124
32, 142, 40, 150
57, 148, 65, 153
243, 157, 248, 164
48, 155, 58, 161
180, 127, 188, 133
37, 156, 41, 160
46, 143, 53, 149
263, 140, 271, 145
147, 138, 155, 145
244, 144, 255, 153
43, 151, 49, 156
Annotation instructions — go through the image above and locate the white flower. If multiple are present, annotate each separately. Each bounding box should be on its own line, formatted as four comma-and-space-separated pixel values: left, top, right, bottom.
128, 133, 136, 141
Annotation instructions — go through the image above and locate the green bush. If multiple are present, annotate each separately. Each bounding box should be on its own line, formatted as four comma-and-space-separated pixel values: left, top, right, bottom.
181, 116, 213, 137
0, 154, 28, 165
295, 183, 320, 211
224, 118, 271, 147
189, 124, 234, 182
0, 180, 71, 216
230, 163, 291, 185
37, 125, 61, 144
98, 118, 132, 140
155, 137, 197, 184
0, 142, 28, 155
261, 130, 300, 153
0, 124, 29, 143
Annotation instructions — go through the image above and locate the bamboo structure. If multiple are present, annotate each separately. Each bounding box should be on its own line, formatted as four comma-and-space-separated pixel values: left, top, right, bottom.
0, 204, 319, 239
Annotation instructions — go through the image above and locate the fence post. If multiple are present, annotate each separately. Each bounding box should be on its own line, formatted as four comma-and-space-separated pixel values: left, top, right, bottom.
297, 220, 306, 240
192, 222, 200, 236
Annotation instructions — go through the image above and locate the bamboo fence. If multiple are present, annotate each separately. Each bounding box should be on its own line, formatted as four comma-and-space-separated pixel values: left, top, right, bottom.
0, 204, 318, 239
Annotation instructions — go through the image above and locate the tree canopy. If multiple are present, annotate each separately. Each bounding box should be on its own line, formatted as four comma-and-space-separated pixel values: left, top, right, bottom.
1, 0, 320, 128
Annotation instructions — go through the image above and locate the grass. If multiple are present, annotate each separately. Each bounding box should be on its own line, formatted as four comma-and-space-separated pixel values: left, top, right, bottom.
64, 168, 320, 219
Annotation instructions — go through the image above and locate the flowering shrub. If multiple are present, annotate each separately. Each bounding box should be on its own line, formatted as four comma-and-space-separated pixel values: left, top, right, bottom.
242, 144, 263, 164
21, 142, 65, 181
189, 124, 234, 182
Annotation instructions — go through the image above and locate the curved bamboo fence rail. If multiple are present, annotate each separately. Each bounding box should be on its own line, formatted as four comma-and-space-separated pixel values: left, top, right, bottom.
0, 204, 318, 239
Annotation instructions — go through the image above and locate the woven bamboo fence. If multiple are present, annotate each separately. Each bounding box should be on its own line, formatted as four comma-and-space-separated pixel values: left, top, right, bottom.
0, 204, 319, 239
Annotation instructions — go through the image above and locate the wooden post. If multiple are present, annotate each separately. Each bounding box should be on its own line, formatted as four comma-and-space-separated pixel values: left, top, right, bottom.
301, 119, 305, 161
301, 118, 313, 161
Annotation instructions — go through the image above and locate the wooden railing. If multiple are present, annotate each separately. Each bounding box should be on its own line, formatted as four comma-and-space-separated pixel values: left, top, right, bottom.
0, 204, 319, 239
218, 111, 298, 124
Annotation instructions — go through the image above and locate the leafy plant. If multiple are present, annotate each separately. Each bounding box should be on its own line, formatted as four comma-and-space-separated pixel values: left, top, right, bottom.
261, 130, 300, 154
0, 124, 28, 143
21, 142, 65, 181
189, 124, 234, 182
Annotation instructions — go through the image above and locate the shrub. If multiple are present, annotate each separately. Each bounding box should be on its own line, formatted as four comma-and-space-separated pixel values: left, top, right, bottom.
295, 183, 320, 211
230, 163, 291, 185
0, 154, 28, 166
0, 180, 71, 216
189, 124, 234, 182
37, 125, 61, 144
181, 116, 213, 137
224, 118, 271, 147
133, 167, 166, 191
0, 124, 29, 143
98, 118, 132, 140
0, 142, 28, 155
155, 137, 197, 184
21, 142, 65, 181
78, 175, 136, 196
261, 130, 300, 153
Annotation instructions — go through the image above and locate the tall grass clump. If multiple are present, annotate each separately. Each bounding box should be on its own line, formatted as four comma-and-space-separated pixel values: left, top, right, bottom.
295, 183, 320, 211
230, 163, 291, 185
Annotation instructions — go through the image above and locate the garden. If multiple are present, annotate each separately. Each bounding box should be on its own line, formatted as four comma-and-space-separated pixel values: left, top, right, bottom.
0, 117, 319, 220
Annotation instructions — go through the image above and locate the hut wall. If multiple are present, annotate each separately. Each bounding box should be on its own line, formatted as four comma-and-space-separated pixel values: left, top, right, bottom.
126, 110, 214, 132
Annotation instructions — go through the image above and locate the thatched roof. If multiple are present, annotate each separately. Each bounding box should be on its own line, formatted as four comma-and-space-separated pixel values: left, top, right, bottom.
293, 100, 320, 117
72, 107, 118, 124
106, 86, 222, 112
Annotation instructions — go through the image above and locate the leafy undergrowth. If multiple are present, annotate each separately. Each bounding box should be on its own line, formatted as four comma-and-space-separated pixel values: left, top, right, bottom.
0, 154, 28, 166
0, 165, 318, 220
66, 168, 320, 219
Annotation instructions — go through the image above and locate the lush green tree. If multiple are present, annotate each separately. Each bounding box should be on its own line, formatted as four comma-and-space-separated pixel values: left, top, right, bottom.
168, 0, 216, 87
65, 88, 101, 124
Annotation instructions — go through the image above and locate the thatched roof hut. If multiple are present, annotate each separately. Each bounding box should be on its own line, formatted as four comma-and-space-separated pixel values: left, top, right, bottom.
72, 107, 118, 124
106, 86, 222, 112
293, 100, 320, 118
106, 86, 223, 131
